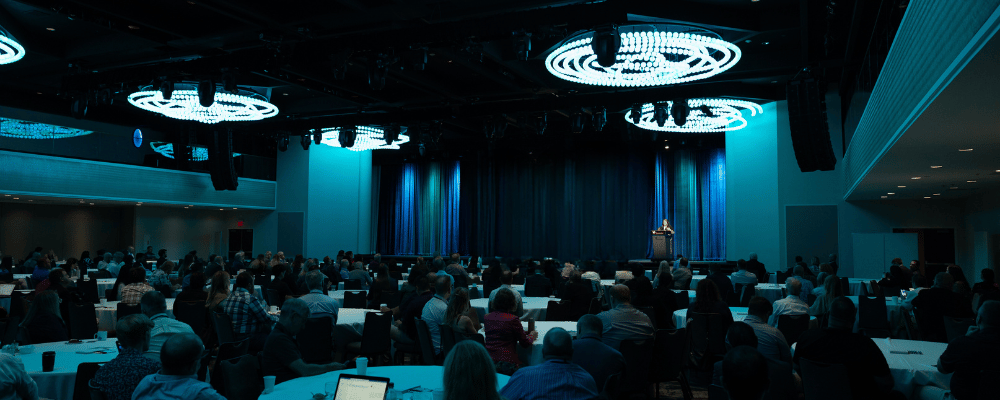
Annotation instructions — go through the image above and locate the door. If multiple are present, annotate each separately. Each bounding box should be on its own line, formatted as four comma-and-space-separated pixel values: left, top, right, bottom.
228, 229, 253, 261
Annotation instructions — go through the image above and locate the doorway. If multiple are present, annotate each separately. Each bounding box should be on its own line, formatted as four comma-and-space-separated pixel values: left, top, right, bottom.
228, 229, 253, 261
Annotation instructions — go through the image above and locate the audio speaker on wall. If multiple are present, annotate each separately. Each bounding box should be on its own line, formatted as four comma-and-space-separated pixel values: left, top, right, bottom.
208, 129, 239, 191
786, 79, 836, 172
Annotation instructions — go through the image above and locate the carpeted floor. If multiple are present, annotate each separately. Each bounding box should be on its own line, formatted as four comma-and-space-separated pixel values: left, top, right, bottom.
655, 382, 709, 399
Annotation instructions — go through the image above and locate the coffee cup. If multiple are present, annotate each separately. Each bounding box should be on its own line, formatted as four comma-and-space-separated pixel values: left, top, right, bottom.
94, 331, 108, 341
263, 376, 276, 394
357, 357, 368, 375
42, 351, 55, 372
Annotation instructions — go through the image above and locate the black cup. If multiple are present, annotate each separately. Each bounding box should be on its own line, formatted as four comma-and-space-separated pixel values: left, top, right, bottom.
42, 351, 55, 372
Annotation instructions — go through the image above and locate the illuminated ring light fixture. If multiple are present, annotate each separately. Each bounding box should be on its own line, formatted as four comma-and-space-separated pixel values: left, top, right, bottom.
0, 32, 25, 64
128, 83, 278, 124
0, 117, 92, 139
150, 142, 242, 162
545, 24, 741, 87
317, 125, 410, 151
624, 99, 763, 133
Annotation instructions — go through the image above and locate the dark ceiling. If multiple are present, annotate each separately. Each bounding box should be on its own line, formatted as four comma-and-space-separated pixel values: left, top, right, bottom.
0, 0, 883, 161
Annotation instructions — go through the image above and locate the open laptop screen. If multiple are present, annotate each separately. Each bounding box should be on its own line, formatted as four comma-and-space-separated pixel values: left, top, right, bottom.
334, 373, 390, 400
0, 284, 14, 297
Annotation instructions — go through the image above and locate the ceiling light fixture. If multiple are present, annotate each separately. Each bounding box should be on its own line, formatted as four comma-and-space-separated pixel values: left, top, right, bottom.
128, 83, 278, 124
897, 186, 906, 188
149, 142, 241, 161
931, 166, 942, 168
924, 196, 932, 199
0, 27, 25, 64
967, 180, 977, 183
959, 148, 974, 152
911, 177, 921, 179
545, 24, 741, 87
933, 193, 941, 196
317, 125, 410, 151
0, 117, 93, 139
625, 98, 763, 132
887, 192, 895, 195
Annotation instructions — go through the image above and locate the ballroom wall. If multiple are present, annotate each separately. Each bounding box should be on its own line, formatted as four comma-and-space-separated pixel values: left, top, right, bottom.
0, 202, 132, 261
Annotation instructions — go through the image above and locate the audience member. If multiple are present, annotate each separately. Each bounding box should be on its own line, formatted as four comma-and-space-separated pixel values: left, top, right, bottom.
791, 266, 814, 302
624, 268, 653, 308
108, 252, 125, 277
707, 263, 735, 305
348, 261, 372, 289
690, 279, 733, 323
972, 268, 998, 296
768, 278, 809, 327
730, 259, 758, 287
525, 265, 553, 297
176, 272, 208, 303
442, 341, 504, 400
488, 271, 523, 316
262, 298, 346, 384
745, 297, 791, 362
671, 258, 692, 290
205, 271, 230, 311
149, 261, 179, 292
367, 265, 396, 309
391, 270, 433, 345
947, 265, 969, 285
120, 267, 155, 306
571, 315, 625, 392
794, 297, 898, 400
132, 333, 223, 400
809, 274, 841, 318
0, 352, 38, 400
650, 270, 679, 329
222, 272, 276, 353
912, 272, 975, 342
711, 322, 759, 387
446, 261, 478, 290
47, 268, 83, 304
560, 270, 594, 320
299, 270, 340, 325
141, 291, 194, 358
92, 314, 160, 400
485, 288, 537, 373
20, 290, 67, 344
938, 300, 1000, 399
499, 328, 599, 400
444, 287, 480, 336
595, 284, 654, 350
269, 264, 296, 303
30, 254, 51, 283
746, 253, 767, 284
422, 275, 453, 356
723, 346, 770, 400
651, 260, 670, 289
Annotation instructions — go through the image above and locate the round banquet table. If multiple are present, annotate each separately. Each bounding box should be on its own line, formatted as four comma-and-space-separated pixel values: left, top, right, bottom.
673, 307, 750, 329
21, 340, 119, 400
95, 299, 175, 331
258, 365, 510, 400
752, 283, 786, 304
845, 296, 911, 338
874, 338, 951, 400
847, 278, 873, 295
328, 290, 367, 308
96, 278, 115, 296
471, 297, 551, 322
478, 320, 576, 366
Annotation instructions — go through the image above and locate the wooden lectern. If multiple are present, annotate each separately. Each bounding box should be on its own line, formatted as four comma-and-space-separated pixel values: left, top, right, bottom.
651, 230, 673, 260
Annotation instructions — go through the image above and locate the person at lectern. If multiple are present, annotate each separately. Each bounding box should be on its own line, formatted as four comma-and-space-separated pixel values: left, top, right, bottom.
657, 219, 674, 234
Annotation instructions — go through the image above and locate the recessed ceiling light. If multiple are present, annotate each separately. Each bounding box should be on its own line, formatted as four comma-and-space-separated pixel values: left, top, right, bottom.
924, 196, 932, 199
950, 186, 959, 190
959, 149, 974, 152
664, 146, 670, 149
911, 177, 921, 180
933, 193, 941, 196
282, 93, 288, 96
967, 180, 977, 183
219, 208, 223, 211
4, 194, 9, 197
46, 28, 55, 31
931, 166, 942, 169
79, 200, 84, 203
184, 207, 189, 209
897, 186, 906, 188
12, 197, 18, 199
89, 203, 94, 205
189, 205, 194, 207
128, 25, 140, 30
232, 208, 237, 209
887, 192, 895, 195
880, 196, 887, 199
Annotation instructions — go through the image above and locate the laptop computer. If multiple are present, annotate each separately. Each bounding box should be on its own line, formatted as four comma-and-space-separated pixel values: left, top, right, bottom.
332, 374, 390, 400
0, 284, 15, 297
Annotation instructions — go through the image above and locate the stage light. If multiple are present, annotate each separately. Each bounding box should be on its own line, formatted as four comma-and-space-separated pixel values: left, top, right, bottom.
97, 88, 113, 105
198, 80, 215, 107
630, 104, 642, 125
300, 133, 311, 150
512, 30, 532, 61
149, 142, 241, 161
277, 134, 289, 152
570, 113, 586, 134
0, 117, 92, 139
418, 143, 426, 157
128, 83, 278, 124
624, 98, 763, 132
222, 71, 237, 94
159, 80, 174, 100
0, 29, 25, 64
671, 99, 690, 127
385, 123, 400, 145
535, 113, 547, 135
594, 107, 607, 131
546, 24, 741, 87
317, 125, 409, 151
338, 126, 357, 148
653, 103, 668, 127
313, 131, 322, 145
70, 98, 87, 119
591, 26, 620, 68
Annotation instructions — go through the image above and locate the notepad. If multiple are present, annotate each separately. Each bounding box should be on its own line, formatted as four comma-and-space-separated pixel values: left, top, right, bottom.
0, 284, 14, 297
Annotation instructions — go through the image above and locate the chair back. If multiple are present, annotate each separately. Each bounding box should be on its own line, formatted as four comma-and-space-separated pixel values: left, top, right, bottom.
414, 318, 438, 365
116, 302, 141, 320
73, 362, 104, 400
254, 275, 269, 288
266, 289, 283, 308
389, 271, 403, 281
344, 291, 368, 309
601, 372, 622, 400
524, 282, 548, 298
674, 291, 690, 309
775, 271, 789, 286
943, 316, 976, 343
735, 284, 755, 306
588, 297, 603, 315
68, 302, 99, 340
1, 315, 20, 345
220, 354, 262, 400
545, 300, 572, 321
806, 293, 817, 306
687, 312, 730, 370
88, 379, 107, 400
649, 328, 689, 383
776, 314, 810, 345
763, 358, 794, 400
618, 339, 655, 395
709, 384, 730, 400
344, 279, 363, 290
639, 306, 657, 327
105, 288, 117, 302
839, 277, 850, 296
173, 301, 208, 338
77, 279, 100, 304
211, 338, 250, 396
156, 285, 174, 299
212, 312, 236, 344
440, 324, 457, 357
799, 358, 853, 400
857, 295, 889, 338
468, 286, 481, 300
359, 312, 393, 355
297, 316, 334, 363
384, 290, 403, 309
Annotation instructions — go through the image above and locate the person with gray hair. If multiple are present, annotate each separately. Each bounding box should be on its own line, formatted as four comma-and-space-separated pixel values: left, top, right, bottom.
572, 315, 625, 392
791, 265, 814, 302
938, 300, 1000, 399
298, 270, 339, 326
141, 291, 194, 358
109, 251, 126, 277
768, 277, 808, 327
912, 272, 975, 342
746, 252, 767, 284
500, 328, 599, 400
595, 284, 654, 349
348, 260, 372, 289
131, 333, 224, 400
262, 298, 346, 384
92, 314, 161, 400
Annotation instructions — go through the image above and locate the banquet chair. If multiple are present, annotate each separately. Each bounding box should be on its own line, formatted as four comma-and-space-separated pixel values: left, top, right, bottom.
588, 298, 603, 315
674, 291, 690, 309
88, 379, 106, 400
439, 325, 457, 357
220, 354, 263, 400
775, 271, 789, 286
414, 318, 441, 365
211, 338, 250, 396
857, 296, 890, 339
1, 315, 20, 345
347, 312, 393, 365
687, 312, 730, 372
68, 302, 99, 340
799, 358, 852, 400
708, 385, 730, 400
104, 288, 117, 302
385, 290, 403, 309
73, 362, 104, 400
648, 329, 693, 400
618, 338, 655, 399
776, 314, 810, 345
173, 301, 208, 340
116, 302, 141, 320
943, 316, 975, 343
344, 279, 363, 290
266, 289, 284, 308
763, 358, 795, 400
297, 316, 334, 363
839, 277, 850, 296
735, 284, 755, 307
468, 286, 481, 300
545, 300, 572, 321
76, 279, 100, 304
343, 291, 367, 309
601, 373, 622, 400
212, 312, 236, 344
639, 306, 658, 328
806, 293, 817, 306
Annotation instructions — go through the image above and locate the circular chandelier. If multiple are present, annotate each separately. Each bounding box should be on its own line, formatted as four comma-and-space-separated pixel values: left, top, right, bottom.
317, 125, 410, 151
150, 142, 242, 162
545, 24, 741, 87
0, 117, 91, 139
0, 32, 25, 64
624, 98, 763, 132
128, 84, 278, 124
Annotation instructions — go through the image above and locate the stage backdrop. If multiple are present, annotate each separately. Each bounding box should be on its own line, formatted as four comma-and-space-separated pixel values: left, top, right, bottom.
376, 148, 725, 261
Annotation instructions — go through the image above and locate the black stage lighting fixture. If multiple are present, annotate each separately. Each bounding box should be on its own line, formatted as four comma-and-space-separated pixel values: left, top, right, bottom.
70, 97, 87, 119
594, 107, 607, 131
591, 26, 621, 68
159, 80, 174, 100
696, 104, 715, 117
535, 113, 547, 135
300, 134, 311, 150
277, 134, 289, 152
385, 124, 400, 145
313, 131, 322, 145
222, 71, 238, 94
570, 112, 586, 134
671, 99, 690, 127
418, 143, 426, 157
97, 88, 113, 105
198, 80, 215, 107
512, 31, 532, 61
630, 103, 642, 125
339, 126, 357, 148
654, 103, 669, 127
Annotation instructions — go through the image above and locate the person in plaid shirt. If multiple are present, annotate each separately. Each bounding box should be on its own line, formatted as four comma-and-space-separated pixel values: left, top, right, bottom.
120, 267, 155, 306
222, 272, 276, 353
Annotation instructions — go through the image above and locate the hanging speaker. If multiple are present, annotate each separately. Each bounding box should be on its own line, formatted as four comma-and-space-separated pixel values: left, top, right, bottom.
208, 129, 238, 191
786, 79, 836, 172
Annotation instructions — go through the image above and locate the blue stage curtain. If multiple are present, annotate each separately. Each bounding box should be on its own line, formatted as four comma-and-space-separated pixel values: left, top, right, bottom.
377, 161, 461, 256
699, 149, 727, 261
648, 149, 727, 261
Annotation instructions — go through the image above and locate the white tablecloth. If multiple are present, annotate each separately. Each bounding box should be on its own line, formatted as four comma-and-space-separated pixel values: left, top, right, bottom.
673, 307, 750, 329
96, 279, 115, 297
259, 365, 510, 400
21, 340, 119, 400
336, 308, 378, 336
690, 275, 707, 290
471, 297, 551, 322
13, 274, 30, 280
875, 338, 951, 400
849, 278, 871, 295
753, 283, 785, 304
95, 299, 175, 331
845, 296, 911, 338
328, 290, 367, 309
479, 321, 576, 366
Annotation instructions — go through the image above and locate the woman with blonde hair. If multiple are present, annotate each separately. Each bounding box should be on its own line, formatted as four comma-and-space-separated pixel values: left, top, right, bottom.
445, 288, 481, 335
20, 291, 67, 343
206, 271, 231, 311
443, 341, 506, 400
809, 274, 842, 317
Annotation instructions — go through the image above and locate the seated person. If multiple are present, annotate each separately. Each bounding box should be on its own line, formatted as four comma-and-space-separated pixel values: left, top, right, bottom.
21, 291, 68, 344
298, 270, 340, 324
269, 264, 296, 303
120, 267, 155, 306
730, 259, 759, 288
722, 346, 771, 400
938, 300, 1000, 399
711, 322, 759, 386
572, 315, 625, 392
348, 262, 372, 289
744, 297, 791, 362
223, 272, 277, 354
443, 341, 505, 400
560, 270, 595, 320
175, 272, 208, 303
525, 266, 553, 297
0, 351, 38, 399
488, 271, 523, 317
912, 272, 975, 342
690, 279, 734, 324
595, 285, 654, 350
499, 328, 598, 400
93, 314, 161, 400
262, 298, 346, 384
141, 291, 194, 357
671, 258, 693, 290
706, 263, 735, 305
485, 288, 537, 372
768, 277, 809, 327
132, 333, 225, 400
46, 267, 84, 304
